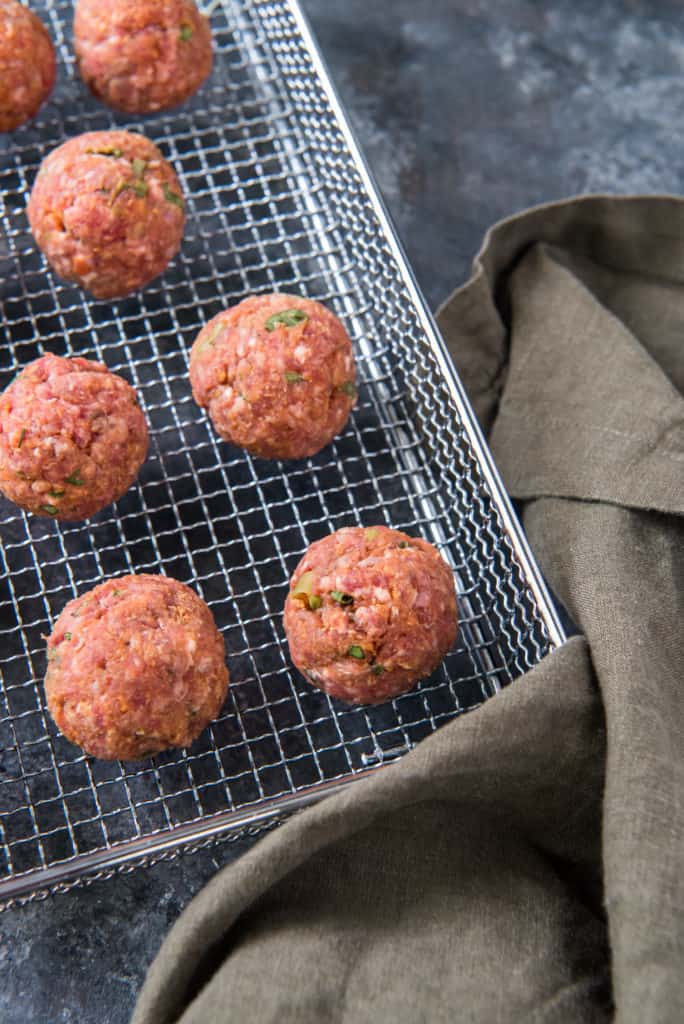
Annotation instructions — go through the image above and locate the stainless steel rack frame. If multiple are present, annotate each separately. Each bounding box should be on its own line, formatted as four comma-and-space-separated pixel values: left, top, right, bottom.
0, 0, 566, 909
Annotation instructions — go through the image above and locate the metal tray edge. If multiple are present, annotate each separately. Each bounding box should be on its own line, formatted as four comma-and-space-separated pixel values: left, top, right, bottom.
0, 767, 391, 907
285, 0, 567, 650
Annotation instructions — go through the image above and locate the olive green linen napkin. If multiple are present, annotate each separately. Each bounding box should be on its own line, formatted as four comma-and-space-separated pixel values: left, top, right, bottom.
133, 196, 684, 1024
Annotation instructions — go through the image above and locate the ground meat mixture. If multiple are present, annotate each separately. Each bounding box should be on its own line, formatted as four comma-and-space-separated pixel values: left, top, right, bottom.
45, 574, 229, 761
189, 293, 357, 460
0, 0, 56, 132
0, 353, 148, 520
27, 130, 186, 299
284, 526, 458, 704
74, 0, 213, 114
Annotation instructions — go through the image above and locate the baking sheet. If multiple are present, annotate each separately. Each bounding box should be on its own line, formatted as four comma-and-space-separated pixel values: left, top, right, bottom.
0, 0, 563, 906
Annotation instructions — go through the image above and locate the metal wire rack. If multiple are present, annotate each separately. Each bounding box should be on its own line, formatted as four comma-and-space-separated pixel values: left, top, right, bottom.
0, 0, 566, 908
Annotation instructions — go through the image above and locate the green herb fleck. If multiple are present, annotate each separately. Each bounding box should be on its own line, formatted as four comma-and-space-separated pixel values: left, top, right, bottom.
347, 645, 365, 660
179, 23, 194, 41
87, 146, 123, 158
335, 380, 357, 399
131, 158, 147, 179
110, 178, 129, 203
330, 591, 353, 606
293, 570, 315, 600
398, 541, 409, 549
293, 580, 324, 611
49, 489, 65, 498
112, 589, 121, 597
265, 309, 308, 332
112, 178, 148, 200
195, 321, 223, 353
64, 632, 72, 641
17, 429, 26, 448
163, 182, 185, 210
283, 370, 305, 383
65, 472, 84, 486
41, 504, 58, 516
371, 664, 385, 676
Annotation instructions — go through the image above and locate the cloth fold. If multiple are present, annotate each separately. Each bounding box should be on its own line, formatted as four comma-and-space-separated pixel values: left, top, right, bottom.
133, 196, 684, 1024
439, 197, 684, 514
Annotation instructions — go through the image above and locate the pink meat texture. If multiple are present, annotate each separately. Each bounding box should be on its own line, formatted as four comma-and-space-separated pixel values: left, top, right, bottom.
27, 130, 186, 299
0, 0, 56, 132
0, 353, 148, 520
284, 526, 458, 704
190, 293, 357, 460
74, 0, 213, 113
45, 574, 230, 761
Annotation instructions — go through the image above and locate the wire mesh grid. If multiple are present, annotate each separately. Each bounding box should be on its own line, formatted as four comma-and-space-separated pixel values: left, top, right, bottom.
0, 0, 562, 905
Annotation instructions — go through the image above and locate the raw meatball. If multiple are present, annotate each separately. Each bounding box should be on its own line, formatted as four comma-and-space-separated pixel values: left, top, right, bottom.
45, 575, 229, 761
189, 294, 357, 460
74, 0, 212, 114
27, 130, 186, 300
0, 353, 148, 520
0, 0, 56, 132
284, 526, 458, 704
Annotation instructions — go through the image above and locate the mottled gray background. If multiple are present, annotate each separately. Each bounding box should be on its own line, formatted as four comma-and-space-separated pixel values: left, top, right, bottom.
2, 1, 684, 1021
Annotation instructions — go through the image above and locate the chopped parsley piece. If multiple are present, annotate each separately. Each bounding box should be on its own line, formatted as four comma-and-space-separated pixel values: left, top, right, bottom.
347, 645, 365, 660
265, 309, 308, 332
41, 504, 58, 516
111, 177, 148, 200
293, 573, 324, 611
371, 664, 385, 676
330, 591, 353, 606
64, 632, 72, 641
17, 429, 26, 448
179, 23, 194, 41
110, 179, 129, 203
198, 322, 223, 351
283, 371, 305, 383
163, 182, 184, 209
398, 541, 409, 549
132, 158, 148, 179
87, 146, 123, 158
65, 472, 84, 486
335, 380, 357, 399
49, 489, 65, 498
293, 570, 315, 600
